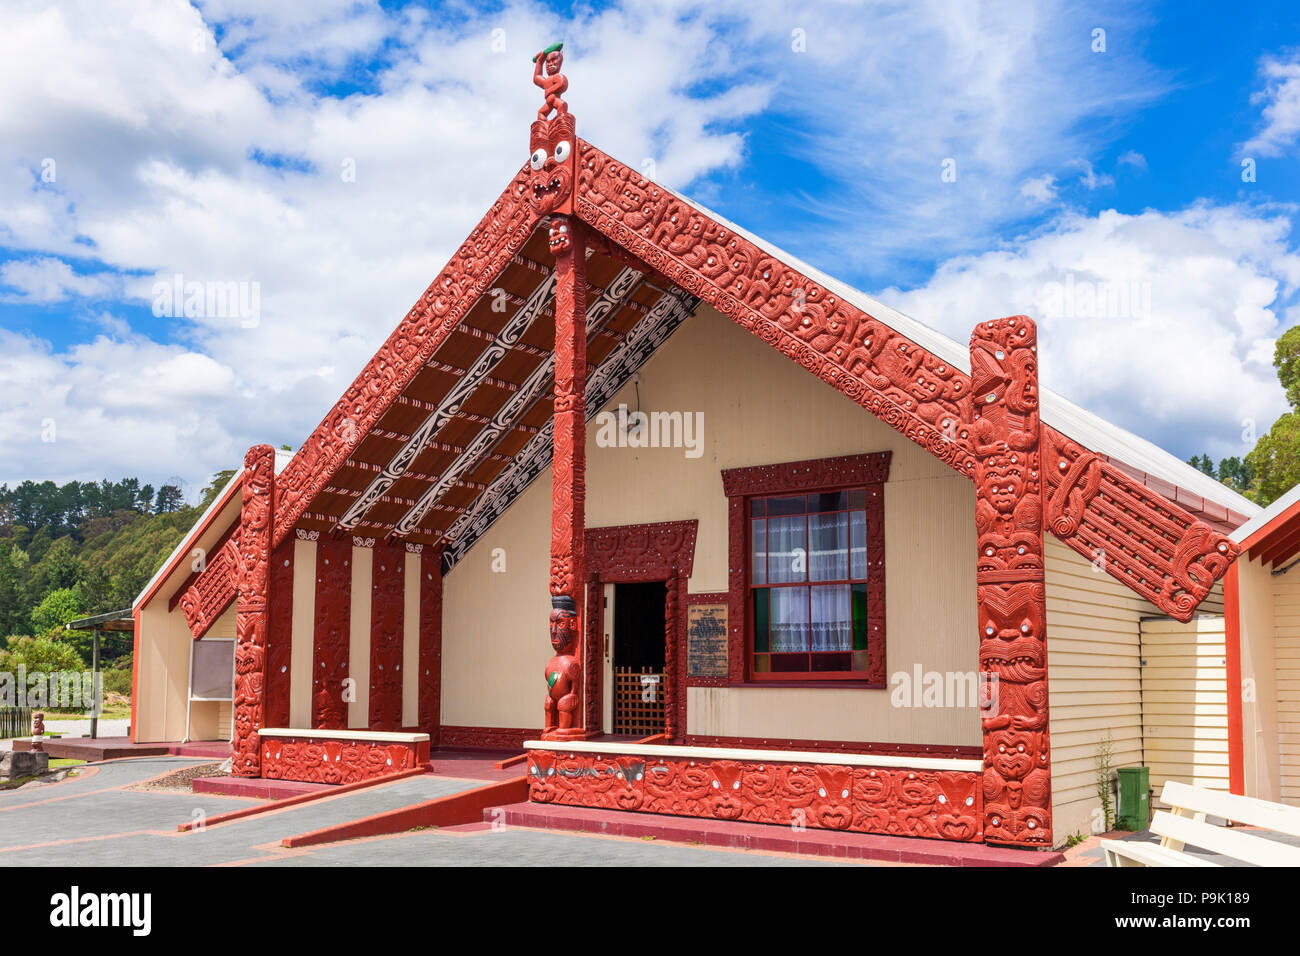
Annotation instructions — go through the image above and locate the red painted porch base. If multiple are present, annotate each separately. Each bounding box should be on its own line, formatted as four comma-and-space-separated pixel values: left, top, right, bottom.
193, 775, 333, 800
279, 776, 528, 847
499, 802, 1061, 867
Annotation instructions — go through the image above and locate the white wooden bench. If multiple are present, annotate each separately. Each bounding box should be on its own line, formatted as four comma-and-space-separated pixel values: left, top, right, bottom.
1102, 780, 1300, 866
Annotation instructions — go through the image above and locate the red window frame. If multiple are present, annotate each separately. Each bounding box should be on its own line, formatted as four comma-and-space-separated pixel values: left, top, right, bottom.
722, 452, 890, 687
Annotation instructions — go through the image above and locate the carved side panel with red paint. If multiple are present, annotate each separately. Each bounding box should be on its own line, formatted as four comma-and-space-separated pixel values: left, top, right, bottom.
232, 445, 274, 777
969, 317, 1051, 847
261, 735, 427, 784
265, 538, 294, 729
312, 538, 352, 730
418, 550, 443, 743
179, 536, 238, 639
369, 546, 405, 731
527, 750, 982, 842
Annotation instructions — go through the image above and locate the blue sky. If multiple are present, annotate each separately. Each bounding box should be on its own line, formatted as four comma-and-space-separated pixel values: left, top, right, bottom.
1, 0, 1298, 500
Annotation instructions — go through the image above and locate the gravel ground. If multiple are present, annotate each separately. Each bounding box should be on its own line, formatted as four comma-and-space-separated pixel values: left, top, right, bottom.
126, 761, 226, 793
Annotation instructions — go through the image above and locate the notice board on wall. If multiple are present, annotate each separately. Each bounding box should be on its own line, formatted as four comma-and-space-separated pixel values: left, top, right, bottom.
687, 603, 728, 678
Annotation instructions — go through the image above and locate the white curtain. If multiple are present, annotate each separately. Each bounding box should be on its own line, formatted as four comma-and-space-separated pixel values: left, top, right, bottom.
810, 584, 851, 651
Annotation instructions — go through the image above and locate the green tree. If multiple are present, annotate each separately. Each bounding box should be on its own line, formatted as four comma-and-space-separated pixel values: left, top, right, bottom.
1247, 413, 1300, 506
30, 586, 83, 637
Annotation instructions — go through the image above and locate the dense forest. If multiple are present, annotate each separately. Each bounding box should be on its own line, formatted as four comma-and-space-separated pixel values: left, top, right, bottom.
0, 471, 235, 695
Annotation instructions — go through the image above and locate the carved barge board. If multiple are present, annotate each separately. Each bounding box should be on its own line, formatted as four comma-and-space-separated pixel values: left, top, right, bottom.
272, 164, 541, 551
571, 139, 1237, 621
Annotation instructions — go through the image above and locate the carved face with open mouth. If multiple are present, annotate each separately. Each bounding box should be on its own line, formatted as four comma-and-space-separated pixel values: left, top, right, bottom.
528, 113, 575, 216
548, 219, 571, 256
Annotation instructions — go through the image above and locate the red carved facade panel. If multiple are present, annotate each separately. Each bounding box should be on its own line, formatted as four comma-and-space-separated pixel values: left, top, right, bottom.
439, 725, 532, 751
260, 734, 428, 785
582, 521, 698, 737
418, 549, 442, 744
265, 538, 294, 729
312, 538, 352, 730
680, 734, 981, 759
969, 317, 1051, 847
722, 453, 890, 687
232, 445, 274, 777
178, 535, 238, 639
368, 545, 405, 731
573, 139, 1237, 620
527, 749, 982, 842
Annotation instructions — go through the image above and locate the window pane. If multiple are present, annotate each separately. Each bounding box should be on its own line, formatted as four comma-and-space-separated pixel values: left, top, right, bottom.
850, 510, 867, 579
809, 512, 848, 581
750, 518, 767, 586
852, 650, 871, 672
848, 488, 867, 509
752, 588, 770, 653
753, 654, 771, 673
811, 584, 851, 651
811, 652, 851, 672
769, 586, 809, 652
767, 495, 806, 517
750, 497, 766, 517
851, 582, 870, 650
809, 491, 847, 513
767, 515, 807, 583
771, 652, 809, 672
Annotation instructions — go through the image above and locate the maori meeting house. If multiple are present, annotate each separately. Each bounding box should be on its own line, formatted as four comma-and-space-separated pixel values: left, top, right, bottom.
128, 47, 1278, 852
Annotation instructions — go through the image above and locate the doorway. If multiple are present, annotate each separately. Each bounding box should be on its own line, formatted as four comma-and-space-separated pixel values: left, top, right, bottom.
611, 581, 667, 736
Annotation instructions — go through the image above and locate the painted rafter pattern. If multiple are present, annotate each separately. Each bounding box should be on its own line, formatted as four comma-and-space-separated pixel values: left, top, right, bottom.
392, 264, 644, 538
340, 264, 561, 533
571, 140, 1237, 620
440, 283, 699, 571
272, 163, 540, 551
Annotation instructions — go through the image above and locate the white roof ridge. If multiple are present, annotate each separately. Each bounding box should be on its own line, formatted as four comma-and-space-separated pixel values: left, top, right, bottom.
665, 185, 1259, 520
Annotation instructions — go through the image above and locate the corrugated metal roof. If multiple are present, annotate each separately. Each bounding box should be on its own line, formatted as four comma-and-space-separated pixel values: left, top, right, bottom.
667, 186, 1260, 522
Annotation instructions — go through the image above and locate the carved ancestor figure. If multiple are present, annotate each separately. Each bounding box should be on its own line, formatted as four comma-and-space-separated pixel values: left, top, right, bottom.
543, 596, 584, 739
532, 42, 568, 120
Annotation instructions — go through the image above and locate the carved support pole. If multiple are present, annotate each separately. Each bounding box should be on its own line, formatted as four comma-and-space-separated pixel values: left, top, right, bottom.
543, 214, 588, 739
233, 444, 274, 777
969, 317, 1051, 846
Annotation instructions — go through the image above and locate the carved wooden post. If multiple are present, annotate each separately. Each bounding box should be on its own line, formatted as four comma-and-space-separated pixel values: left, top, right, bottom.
233, 444, 274, 776
543, 212, 587, 740
969, 317, 1052, 846
528, 43, 587, 740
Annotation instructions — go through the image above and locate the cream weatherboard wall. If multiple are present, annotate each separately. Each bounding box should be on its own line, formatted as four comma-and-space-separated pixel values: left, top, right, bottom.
1139, 616, 1229, 796
1272, 565, 1300, 805
132, 490, 242, 743
442, 303, 982, 747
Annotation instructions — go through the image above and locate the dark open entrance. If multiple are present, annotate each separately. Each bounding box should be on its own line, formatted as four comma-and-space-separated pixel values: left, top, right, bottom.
612, 581, 667, 736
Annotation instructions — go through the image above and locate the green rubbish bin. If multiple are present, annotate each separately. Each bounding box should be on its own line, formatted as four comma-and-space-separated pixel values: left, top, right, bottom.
1116, 766, 1150, 831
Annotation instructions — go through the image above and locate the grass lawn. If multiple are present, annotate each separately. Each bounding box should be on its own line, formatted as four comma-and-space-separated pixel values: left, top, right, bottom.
0, 757, 86, 789
40, 703, 132, 720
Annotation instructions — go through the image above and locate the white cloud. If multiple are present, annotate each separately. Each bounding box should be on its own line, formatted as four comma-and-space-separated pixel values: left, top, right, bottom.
1020, 175, 1057, 204
877, 203, 1300, 462
1118, 149, 1148, 172
1067, 159, 1114, 191
0, 257, 118, 302
1243, 52, 1300, 157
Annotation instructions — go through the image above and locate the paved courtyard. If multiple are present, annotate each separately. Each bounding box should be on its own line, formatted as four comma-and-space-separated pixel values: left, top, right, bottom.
0, 756, 858, 866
